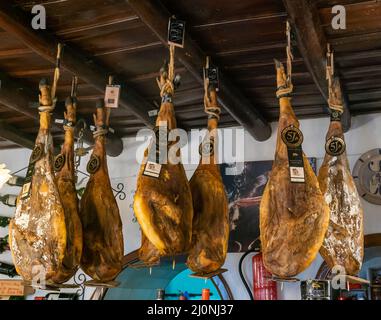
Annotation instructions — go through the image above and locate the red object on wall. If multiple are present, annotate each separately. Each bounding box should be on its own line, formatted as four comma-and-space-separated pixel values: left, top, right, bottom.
252, 253, 278, 300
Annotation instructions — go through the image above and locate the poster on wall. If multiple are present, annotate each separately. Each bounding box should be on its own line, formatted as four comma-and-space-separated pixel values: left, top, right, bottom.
221, 158, 317, 253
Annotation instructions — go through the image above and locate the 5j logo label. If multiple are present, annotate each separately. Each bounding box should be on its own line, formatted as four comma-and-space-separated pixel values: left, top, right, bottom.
281, 126, 304, 148
326, 137, 346, 156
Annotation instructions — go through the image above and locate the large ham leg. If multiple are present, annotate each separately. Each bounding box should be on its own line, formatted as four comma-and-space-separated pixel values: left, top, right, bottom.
187, 82, 229, 274
259, 61, 330, 278
134, 49, 193, 262
9, 79, 67, 281
318, 99, 364, 275
79, 101, 124, 281
52, 97, 83, 283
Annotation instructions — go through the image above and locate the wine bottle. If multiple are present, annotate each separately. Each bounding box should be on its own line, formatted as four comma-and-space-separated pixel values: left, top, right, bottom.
0, 194, 17, 207
156, 289, 165, 300
0, 235, 9, 253
6, 176, 25, 187
0, 216, 11, 228
0, 262, 17, 277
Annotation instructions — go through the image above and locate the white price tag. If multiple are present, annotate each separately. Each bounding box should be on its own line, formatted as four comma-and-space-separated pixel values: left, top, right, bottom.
143, 161, 162, 178
105, 85, 121, 109
290, 167, 305, 183
148, 109, 158, 117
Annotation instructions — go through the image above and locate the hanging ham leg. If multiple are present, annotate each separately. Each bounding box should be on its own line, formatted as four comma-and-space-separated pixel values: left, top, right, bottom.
187, 83, 229, 274
134, 53, 193, 262
9, 79, 67, 281
318, 111, 364, 275
79, 101, 124, 281
259, 61, 330, 278
52, 97, 83, 283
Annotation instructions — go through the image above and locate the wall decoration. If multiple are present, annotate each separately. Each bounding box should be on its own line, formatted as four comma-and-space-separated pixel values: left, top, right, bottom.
221, 158, 316, 253
353, 149, 381, 205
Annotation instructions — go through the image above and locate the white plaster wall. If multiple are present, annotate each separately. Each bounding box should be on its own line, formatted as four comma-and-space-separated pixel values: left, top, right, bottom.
1, 113, 381, 300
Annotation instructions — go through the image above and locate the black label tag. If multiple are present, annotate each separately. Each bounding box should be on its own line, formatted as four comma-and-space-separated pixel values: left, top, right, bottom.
30, 144, 44, 164
144, 126, 168, 179
199, 137, 215, 157
147, 126, 168, 164
326, 136, 346, 156
20, 162, 35, 200
54, 154, 65, 172
287, 147, 305, 183
86, 155, 100, 174
168, 17, 185, 48
281, 126, 303, 148
282, 126, 305, 183
20, 144, 45, 200
204, 65, 219, 90
330, 110, 342, 122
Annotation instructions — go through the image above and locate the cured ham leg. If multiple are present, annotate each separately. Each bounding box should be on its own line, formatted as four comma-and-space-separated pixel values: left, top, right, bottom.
187, 80, 229, 274
134, 47, 193, 262
52, 97, 83, 283
259, 61, 330, 278
318, 89, 364, 276
9, 79, 67, 281
79, 101, 124, 281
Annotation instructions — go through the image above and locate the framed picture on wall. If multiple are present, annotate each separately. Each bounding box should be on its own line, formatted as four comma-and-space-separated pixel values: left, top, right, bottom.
221, 158, 317, 253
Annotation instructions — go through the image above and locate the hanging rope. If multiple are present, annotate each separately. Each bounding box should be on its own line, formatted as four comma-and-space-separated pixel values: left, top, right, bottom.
157, 45, 176, 99
51, 43, 63, 102
276, 21, 294, 99
63, 76, 78, 131
326, 44, 344, 113
38, 43, 63, 113
204, 57, 221, 120
71, 75, 78, 98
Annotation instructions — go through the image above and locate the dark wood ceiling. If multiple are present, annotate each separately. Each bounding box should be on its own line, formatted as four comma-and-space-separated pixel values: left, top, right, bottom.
0, 0, 380, 150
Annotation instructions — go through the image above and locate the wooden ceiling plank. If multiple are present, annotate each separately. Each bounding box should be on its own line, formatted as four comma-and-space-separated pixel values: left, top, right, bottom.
192, 12, 287, 29
283, 0, 351, 132
0, 1, 154, 129
127, 0, 272, 141
0, 119, 39, 150
0, 47, 33, 58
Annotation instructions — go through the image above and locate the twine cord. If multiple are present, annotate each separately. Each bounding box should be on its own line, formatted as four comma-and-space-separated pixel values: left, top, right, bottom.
203, 57, 221, 120
326, 45, 344, 114
276, 21, 294, 98
157, 45, 176, 98
38, 43, 63, 113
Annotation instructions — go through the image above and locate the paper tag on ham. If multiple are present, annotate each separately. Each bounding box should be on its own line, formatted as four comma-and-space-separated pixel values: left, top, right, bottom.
287, 147, 305, 183
143, 161, 162, 178
105, 85, 121, 109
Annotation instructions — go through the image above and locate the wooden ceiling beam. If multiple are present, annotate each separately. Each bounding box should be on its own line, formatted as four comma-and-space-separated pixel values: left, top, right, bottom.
0, 120, 60, 153
283, 0, 351, 131
0, 120, 35, 150
0, 1, 154, 129
127, 0, 272, 141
